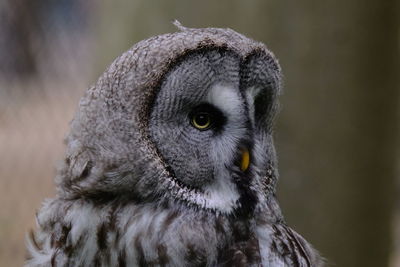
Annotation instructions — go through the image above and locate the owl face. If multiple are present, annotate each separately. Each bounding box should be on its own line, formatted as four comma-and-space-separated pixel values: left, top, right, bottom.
149, 49, 278, 213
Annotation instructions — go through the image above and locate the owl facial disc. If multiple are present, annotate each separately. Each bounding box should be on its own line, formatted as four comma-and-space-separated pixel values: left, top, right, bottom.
148, 48, 280, 214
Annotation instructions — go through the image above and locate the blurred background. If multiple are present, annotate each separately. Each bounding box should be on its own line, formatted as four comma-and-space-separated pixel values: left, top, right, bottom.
0, 0, 398, 266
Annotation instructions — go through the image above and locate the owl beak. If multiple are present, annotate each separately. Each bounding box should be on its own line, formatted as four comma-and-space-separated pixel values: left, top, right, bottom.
240, 148, 250, 172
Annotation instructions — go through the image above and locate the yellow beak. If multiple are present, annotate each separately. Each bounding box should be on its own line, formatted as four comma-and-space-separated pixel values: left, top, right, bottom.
240, 148, 250, 171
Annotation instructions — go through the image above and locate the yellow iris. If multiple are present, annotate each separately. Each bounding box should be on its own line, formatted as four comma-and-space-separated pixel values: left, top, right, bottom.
240, 148, 250, 171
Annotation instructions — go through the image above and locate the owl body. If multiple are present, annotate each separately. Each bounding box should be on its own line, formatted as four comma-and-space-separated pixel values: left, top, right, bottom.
27, 24, 323, 266
29, 197, 317, 266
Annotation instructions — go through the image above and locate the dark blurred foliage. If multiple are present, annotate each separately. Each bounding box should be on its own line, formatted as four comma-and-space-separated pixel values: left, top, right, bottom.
0, 1, 398, 266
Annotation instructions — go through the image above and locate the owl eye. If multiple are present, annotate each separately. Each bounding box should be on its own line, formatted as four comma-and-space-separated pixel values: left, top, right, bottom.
191, 112, 212, 130
189, 103, 226, 132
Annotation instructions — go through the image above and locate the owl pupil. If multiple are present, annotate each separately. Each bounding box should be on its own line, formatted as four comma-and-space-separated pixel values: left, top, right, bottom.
196, 114, 208, 125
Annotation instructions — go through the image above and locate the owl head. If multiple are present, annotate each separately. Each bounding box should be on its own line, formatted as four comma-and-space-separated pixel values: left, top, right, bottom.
58, 23, 282, 215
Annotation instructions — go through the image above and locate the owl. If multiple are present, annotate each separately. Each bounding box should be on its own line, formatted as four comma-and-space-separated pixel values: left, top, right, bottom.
26, 22, 323, 267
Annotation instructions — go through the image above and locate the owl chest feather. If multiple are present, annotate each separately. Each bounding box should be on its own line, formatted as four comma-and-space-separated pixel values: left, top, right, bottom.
28, 198, 318, 267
